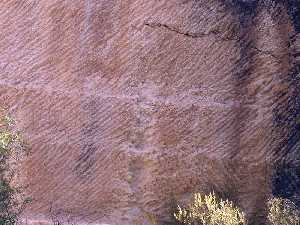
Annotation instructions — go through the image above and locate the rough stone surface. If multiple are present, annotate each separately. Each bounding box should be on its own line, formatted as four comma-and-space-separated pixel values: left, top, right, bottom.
0, 0, 299, 225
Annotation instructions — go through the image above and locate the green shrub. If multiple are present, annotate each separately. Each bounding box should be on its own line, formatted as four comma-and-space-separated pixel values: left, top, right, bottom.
267, 197, 300, 225
0, 112, 30, 224
173, 192, 246, 225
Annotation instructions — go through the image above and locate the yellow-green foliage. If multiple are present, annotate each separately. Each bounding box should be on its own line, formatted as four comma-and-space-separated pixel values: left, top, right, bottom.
0, 131, 13, 154
145, 212, 159, 225
267, 197, 300, 225
174, 192, 246, 225
0, 112, 29, 224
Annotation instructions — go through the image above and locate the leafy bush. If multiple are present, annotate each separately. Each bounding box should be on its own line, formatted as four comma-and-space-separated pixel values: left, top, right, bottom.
173, 192, 246, 225
0, 112, 30, 224
267, 197, 300, 225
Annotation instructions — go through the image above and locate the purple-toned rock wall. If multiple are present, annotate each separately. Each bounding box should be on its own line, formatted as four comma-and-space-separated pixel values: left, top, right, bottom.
0, 1, 299, 224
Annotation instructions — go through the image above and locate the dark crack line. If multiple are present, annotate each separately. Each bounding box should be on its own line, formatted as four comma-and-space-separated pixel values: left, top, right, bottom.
144, 22, 281, 62
252, 46, 281, 61
144, 22, 238, 41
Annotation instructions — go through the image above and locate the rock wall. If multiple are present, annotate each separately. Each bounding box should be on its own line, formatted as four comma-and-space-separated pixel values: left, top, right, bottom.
0, 0, 299, 224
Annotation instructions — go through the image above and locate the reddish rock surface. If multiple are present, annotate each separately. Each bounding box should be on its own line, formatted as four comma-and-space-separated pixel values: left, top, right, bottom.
0, 1, 299, 224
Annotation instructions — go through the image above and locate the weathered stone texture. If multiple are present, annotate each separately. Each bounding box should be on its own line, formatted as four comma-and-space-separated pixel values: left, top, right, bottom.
0, 0, 299, 224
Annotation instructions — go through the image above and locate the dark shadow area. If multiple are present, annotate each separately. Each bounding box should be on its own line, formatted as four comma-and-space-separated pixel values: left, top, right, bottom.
288, 0, 300, 33
272, 0, 300, 207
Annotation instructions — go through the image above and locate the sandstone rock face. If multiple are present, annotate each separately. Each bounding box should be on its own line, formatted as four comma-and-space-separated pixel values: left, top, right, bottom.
0, 1, 299, 224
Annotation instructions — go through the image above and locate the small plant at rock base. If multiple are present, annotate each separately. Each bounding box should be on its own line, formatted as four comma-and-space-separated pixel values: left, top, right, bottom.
173, 192, 246, 225
145, 212, 159, 225
0, 111, 30, 224
267, 197, 300, 225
